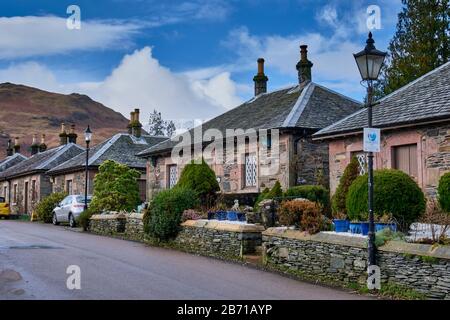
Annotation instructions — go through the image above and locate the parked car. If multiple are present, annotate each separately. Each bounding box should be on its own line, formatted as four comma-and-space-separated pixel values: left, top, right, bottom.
0, 196, 10, 218
52, 195, 92, 227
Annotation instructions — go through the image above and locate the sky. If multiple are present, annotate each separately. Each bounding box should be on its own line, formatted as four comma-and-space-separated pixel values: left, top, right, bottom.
0, 0, 403, 124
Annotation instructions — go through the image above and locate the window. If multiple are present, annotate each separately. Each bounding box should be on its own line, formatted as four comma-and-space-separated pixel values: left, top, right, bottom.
393, 144, 418, 178
168, 165, 178, 189
351, 151, 368, 176
138, 179, 146, 201
31, 180, 36, 201
66, 180, 73, 195
13, 184, 17, 203
245, 154, 257, 187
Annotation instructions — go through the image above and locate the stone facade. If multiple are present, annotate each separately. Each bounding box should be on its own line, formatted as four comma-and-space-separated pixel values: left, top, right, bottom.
146, 132, 329, 200
0, 173, 52, 215
51, 169, 96, 195
328, 123, 450, 196
263, 228, 450, 299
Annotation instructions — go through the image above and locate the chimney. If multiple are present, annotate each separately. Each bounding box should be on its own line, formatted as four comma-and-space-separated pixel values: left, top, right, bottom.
6, 139, 13, 156
127, 111, 135, 134
13, 137, 20, 154
39, 134, 47, 152
59, 123, 68, 145
30, 134, 40, 155
67, 124, 78, 144
296, 45, 313, 84
253, 58, 269, 96
131, 108, 142, 138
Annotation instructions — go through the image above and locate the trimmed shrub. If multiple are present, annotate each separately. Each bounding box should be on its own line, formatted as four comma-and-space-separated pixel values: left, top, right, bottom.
254, 187, 270, 207
36, 192, 67, 223
267, 181, 283, 199
147, 187, 199, 240
278, 200, 306, 227
176, 159, 220, 208
284, 185, 330, 214
181, 209, 203, 222
77, 208, 94, 231
299, 201, 323, 234
89, 160, 141, 214
331, 156, 359, 216
438, 172, 450, 213
346, 169, 426, 227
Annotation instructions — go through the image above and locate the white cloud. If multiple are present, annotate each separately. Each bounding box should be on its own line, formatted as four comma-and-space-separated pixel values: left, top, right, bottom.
0, 16, 140, 59
0, 47, 242, 121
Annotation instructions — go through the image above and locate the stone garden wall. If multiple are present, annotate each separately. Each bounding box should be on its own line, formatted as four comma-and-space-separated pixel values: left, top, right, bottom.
263, 228, 450, 299
90, 213, 127, 235
173, 220, 264, 260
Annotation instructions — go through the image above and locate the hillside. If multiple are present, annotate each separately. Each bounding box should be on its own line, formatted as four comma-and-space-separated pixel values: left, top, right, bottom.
0, 83, 130, 157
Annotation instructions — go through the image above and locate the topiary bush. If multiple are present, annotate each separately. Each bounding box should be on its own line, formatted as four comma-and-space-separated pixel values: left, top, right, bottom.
438, 172, 450, 213
254, 187, 270, 207
176, 159, 220, 208
346, 169, 426, 227
146, 187, 199, 240
298, 200, 323, 234
278, 200, 305, 227
77, 208, 95, 231
89, 160, 141, 214
266, 181, 283, 199
283, 185, 330, 214
331, 156, 359, 216
36, 192, 67, 223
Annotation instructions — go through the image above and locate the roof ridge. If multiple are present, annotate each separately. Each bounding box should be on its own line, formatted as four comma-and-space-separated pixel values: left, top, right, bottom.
376, 61, 450, 103
88, 133, 123, 165
36, 143, 83, 170
282, 82, 314, 127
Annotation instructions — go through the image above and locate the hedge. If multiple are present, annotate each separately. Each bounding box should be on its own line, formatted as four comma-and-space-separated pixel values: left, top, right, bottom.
438, 172, 450, 213
283, 185, 330, 213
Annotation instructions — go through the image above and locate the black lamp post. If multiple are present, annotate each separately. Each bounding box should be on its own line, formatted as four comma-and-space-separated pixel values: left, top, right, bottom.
353, 32, 386, 267
84, 125, 92, 211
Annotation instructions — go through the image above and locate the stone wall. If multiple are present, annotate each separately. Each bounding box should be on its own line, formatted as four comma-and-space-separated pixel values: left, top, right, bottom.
173, 220, 264, 260
327, 123, 450, 196
51, 170, 96, 195
124, 213, 145, 241
263, 228, 450, 299
90, 213, 127, 235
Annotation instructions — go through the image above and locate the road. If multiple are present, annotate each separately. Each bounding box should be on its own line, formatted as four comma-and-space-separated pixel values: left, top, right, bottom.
0, 220, 367, 300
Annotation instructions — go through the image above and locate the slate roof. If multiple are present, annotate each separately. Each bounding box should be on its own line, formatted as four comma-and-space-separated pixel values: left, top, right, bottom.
314, 61, 450, 139
138, 81, 362, 157
0, 153, 28, 173
47, 133, 168, 175
0, 143, 84, 180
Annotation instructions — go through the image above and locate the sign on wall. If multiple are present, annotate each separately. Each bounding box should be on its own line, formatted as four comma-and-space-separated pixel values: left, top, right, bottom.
363, 128, 381, 152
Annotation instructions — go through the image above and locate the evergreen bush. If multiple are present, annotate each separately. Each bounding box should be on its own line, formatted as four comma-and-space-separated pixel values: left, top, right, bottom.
437, 172, 450, 213
36, 192, 67, 223
284, 185, 330, 213
331, 156, 359, 216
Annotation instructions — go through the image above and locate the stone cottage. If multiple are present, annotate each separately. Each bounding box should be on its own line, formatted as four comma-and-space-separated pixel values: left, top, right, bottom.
313, 61, 450, 196
0, 139, 28, 201
0, 130, 84, 215
47, 109, 168, 202
138, 45, 362, 201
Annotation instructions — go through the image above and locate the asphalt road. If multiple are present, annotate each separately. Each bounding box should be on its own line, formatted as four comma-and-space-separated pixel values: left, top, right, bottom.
0, 220, 368, 300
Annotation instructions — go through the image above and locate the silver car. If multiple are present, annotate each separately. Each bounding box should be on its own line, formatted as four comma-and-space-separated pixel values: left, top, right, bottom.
52, 195, 92, 227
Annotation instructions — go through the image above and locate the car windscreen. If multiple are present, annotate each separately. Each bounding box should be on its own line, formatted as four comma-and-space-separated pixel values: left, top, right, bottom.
75, 196, 92, 203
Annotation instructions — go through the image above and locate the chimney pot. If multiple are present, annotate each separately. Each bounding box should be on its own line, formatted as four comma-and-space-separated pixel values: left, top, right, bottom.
59, 122, 68, 145
31, 134, 39, 155
13, 137, 20, 154
130, 108, 142, 138
253, 58, 269, 96
39, 134, 47, 152
296, 44, 313, 84
67, 124, 78, 144
6, 139, 13, 156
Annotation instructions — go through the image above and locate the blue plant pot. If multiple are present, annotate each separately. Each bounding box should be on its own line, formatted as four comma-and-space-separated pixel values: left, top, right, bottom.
216, 210, 226, 220
207, 211, 215, 220
333, 219, 349, 233
237, 212, 245, 222
360, 222, 369, 235
226, 211, 238, 221
349, 222, 361, 234
375, 223, 397, 232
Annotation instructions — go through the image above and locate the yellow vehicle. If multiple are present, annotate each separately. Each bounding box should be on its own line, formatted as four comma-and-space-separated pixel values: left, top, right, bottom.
0, 196, 11, 218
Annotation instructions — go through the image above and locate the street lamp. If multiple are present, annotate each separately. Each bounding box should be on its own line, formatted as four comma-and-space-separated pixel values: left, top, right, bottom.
353, 32, 386, 268
84, 125, 92, 211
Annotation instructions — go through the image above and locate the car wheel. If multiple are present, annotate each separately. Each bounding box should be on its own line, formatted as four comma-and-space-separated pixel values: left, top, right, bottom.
52, 213, 59, 225
69, 213, 76, 228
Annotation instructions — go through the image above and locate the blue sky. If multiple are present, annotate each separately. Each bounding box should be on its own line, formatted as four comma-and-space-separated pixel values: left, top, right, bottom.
0, 0, 403, 121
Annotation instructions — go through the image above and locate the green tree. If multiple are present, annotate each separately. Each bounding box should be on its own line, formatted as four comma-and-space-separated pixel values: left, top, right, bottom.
147, 109, 176, 137
331, 156, 359, 216
89, 160, 141, 214
375, 0, 450, 98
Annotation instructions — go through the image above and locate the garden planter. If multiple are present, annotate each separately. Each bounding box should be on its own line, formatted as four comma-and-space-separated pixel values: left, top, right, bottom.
349, 222, 361, 234
237, 212, 246, 222
216, 210, 226, 220
226, 211, 238, 221
360, 222, 369, 235
375, 222, 397, 232
207, 211, 215, 220
333, 219, 349, 233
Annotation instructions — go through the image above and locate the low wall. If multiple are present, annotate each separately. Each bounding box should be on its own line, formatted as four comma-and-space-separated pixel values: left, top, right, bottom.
89, 213, 126, 235
174, 220, 265, 260
263, 228, 450, 299
124, 213, 145, 241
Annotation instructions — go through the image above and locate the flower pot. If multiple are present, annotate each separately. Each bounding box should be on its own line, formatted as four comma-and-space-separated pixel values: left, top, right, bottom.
333, 219, 349, 233
360, 222, 369, 235
349, 222, 361, 234
226, 211, 238, 221
216, 210, 226, 220
207, 211, 215, 220
237, 212, 245, 222
375, 222, 397, 232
